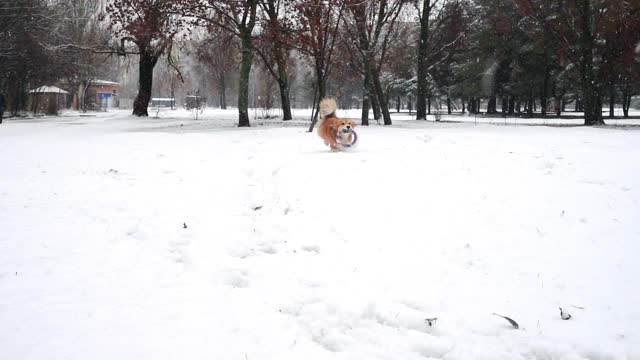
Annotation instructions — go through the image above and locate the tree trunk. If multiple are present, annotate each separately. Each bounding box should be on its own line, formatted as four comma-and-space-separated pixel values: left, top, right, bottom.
78, 81, 91, 112
361, 72, 370, 125
609, 83, 615, 118
307, 62, 327, 132
583, 90, 603, 125
318, 78, 326, 106
238, 33, 253, 127
361, 96, 370, 126
541, 65, 549, 117
556, 98, 562, 117
487, 95, 497, 114
219, 71, 227, 109
416, 0, 431, 120
427, 97, 431, 115
396, 96, 401, 113
508, 97, 515, 114
447, 96, 452, 114
170, 85, 175, 110
577, 0, 604, 126
575, 98, 582, 112
132, 49, 158, 117
274, 53, 292, 120
365, 55, 390, 125
370, 88, 381, 121
461, 98, 466, 114
278, 79, 292, 120
370, 98, 381, 120
622, 88, 630, 118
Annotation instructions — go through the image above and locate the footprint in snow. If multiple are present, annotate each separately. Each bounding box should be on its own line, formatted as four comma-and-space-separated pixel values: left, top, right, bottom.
259, 243, 278, 254
220, 268, 249, 288
168, 235, 191, 265
301, 244, 320, 254
417, 134, 432, 143
227, 241, 278, 258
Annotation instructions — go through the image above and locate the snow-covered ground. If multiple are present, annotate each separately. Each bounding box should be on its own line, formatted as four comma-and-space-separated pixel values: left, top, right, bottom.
1, 108, 640, 360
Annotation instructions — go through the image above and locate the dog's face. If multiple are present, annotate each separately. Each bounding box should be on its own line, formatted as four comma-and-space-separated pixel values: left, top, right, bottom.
335, 118, 356, 134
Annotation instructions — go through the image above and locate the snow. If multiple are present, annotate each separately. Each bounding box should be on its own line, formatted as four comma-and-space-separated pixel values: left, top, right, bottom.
92, 80, 120, 86
28, 86, 70, 94
1, 108, 640, 360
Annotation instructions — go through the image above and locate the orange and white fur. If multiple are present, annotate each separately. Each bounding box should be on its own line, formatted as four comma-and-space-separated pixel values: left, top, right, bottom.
317, 98, 356, 151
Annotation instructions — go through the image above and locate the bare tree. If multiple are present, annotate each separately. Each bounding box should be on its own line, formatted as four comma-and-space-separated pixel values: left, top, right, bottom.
255, 0, 295, 120
192, 0, 259, 127
344, 0, 408, 125
292, 0, 347, 131
103, 0, 191, 116
56, 0, 112, 111
195, 28, 237, 109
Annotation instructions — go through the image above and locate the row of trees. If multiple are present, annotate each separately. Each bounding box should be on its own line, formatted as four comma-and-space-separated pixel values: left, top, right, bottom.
105, 0, 640, 126
2, 1, 639, 126
0, 0, 120, 114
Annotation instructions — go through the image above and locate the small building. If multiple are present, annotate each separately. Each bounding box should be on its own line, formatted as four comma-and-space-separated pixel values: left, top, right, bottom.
28, 86, 71, 114
85, 80, 120, 110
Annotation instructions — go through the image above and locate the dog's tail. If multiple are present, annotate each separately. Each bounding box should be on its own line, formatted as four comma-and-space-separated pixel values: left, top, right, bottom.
319, 98, 337, 119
